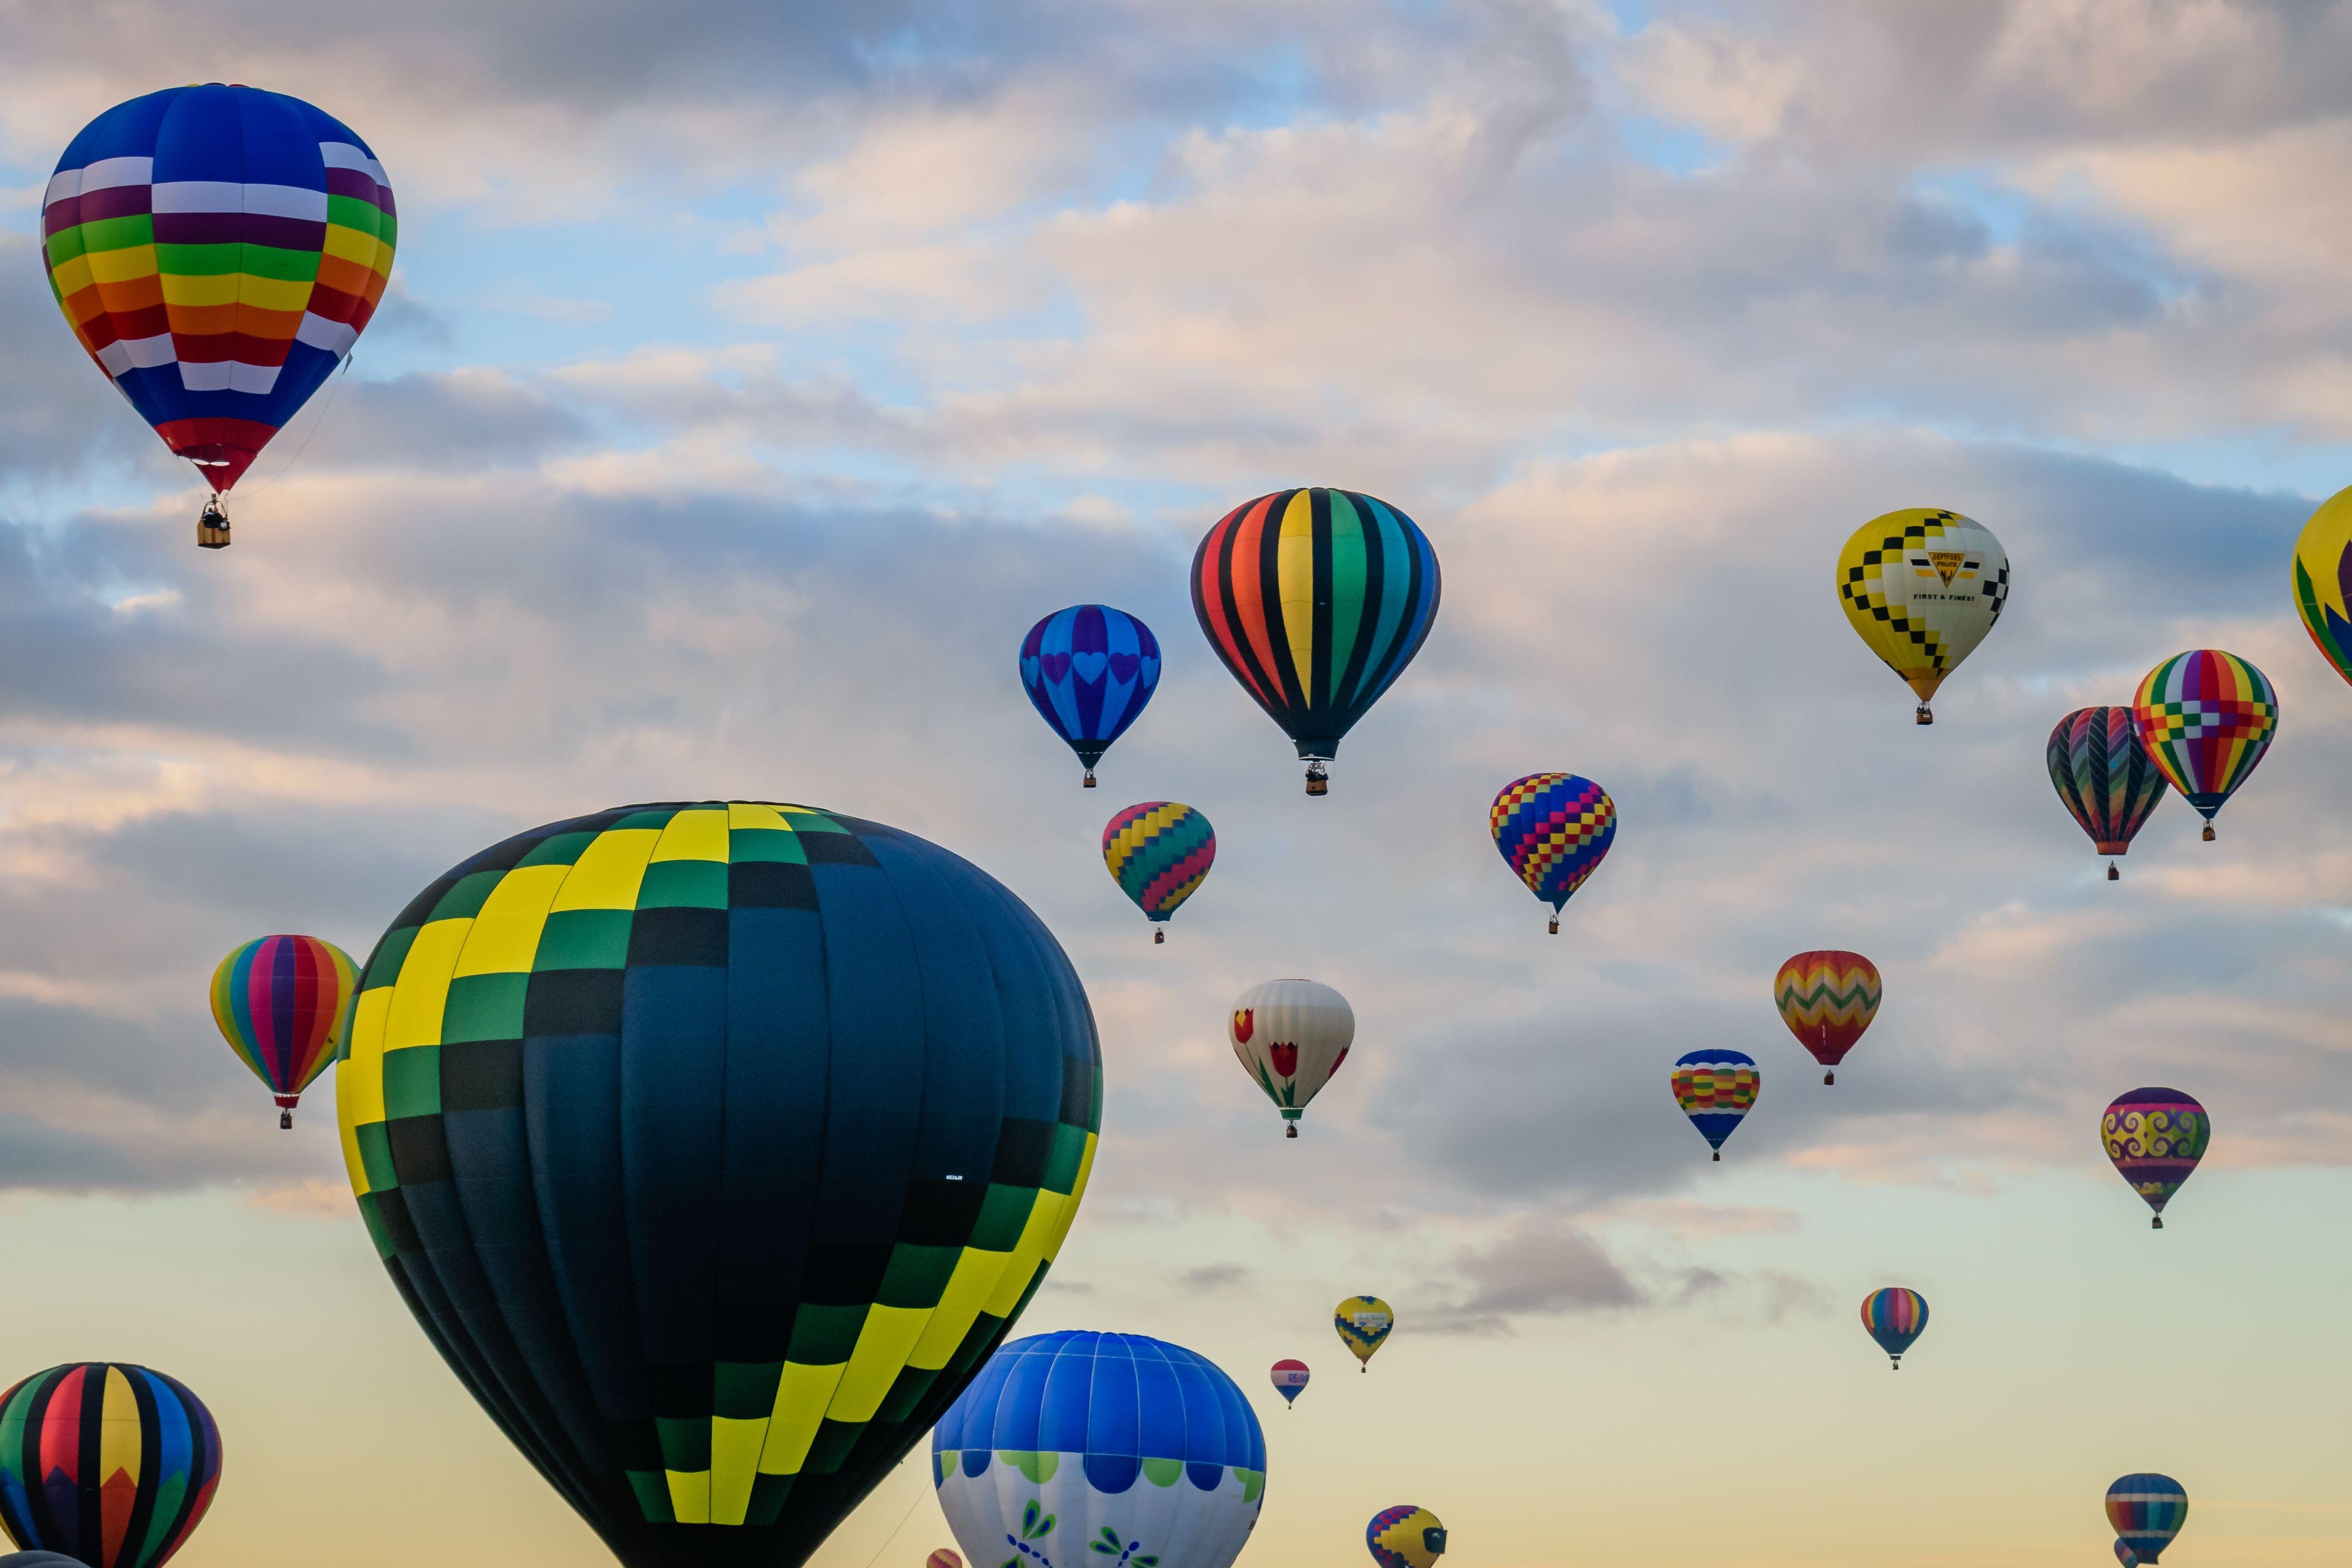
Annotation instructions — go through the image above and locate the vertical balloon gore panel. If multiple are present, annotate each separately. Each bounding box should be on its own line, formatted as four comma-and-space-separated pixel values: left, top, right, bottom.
336, 802, 1102, 1568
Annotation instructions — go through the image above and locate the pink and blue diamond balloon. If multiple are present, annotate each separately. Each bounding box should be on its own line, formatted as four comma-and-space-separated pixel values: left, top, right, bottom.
1019, 605, 1160, 786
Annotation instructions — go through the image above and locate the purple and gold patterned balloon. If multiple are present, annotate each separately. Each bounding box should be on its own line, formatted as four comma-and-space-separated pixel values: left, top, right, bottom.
2102, 1088, 2209, 1229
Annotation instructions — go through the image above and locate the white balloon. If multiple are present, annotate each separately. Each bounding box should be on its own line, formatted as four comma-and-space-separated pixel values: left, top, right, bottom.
1227, 978, 1354, 1136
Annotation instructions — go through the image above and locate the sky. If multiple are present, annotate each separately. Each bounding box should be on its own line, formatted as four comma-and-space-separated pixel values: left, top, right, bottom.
0, 1, 2349, 1564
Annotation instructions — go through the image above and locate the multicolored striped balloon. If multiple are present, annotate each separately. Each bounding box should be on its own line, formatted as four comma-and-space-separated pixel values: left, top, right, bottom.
2130, 650, 2276, 839
1018, 604, 1161, 786
209, 934, 357, 1128
2291, 483, 2352, 690
1672, 1049, 1758, 1160
2103, 1089, 2209, 1229
1859, 1287, 1929, 1369
2115, 1538, 2140, 1567
1366, 1505, 1446, 1568
0, 1363, 221, 1568
1489, 773, 1616, 933
1333, 1296, 1393, 1370
1102, 802, 1214, 942
1772, 951, 1880, 1084
2106, 1473, 2187, 1563
43, 86, 395, 544
1270, 1359, 1310, 1406
2048, 707, 2170, 878
1190, 488, 1441, 794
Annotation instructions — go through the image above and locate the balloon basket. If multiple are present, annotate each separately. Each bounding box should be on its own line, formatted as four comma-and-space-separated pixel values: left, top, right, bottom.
2108, 861, 2119, 881
1082, 770, 1096, 788
1824, 1069, 1835, 1085
2202, 823, 2215, 842
1710, 1150, 1720, 1162
1914, 703, 1932, 726
2152, 1216, 2163, 1230
1284, 1124, 1298, 1139
1153, 928, 1164, 945
1305, 762, 1329, 797
197, 497, 231, 550
1548, 916, 1559, 934
280, 1109, 293, 1130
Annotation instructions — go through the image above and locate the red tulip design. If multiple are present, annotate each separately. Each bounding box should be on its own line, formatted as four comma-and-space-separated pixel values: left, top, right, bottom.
1269, 1041, 1297, 1077
1233, 1008, 1254, 1044
1331, 1045, 1348, 1074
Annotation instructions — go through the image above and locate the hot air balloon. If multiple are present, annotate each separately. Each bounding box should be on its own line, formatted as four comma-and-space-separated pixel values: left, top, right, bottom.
1772, 950, 1880, 1085
2047, 707, 2170, 879
2131, 650, 2276, 840
0, 1362, 221, 1568
2114, 1541, 2139, 1568
1835, 509, 2009, 723
1333, 1297, 1392, 1372
2292, 483, 2352, 691
336, 801, 1102, 1567
2106, 1474, 2186, 1563
1489, 774, 1615, 934
1673, 1049, 1757, 1160
1859, 1288, 1928, 1369
1269, 1360, 1309, 1407
1228, 979, 1352, 1138
1190, 488, 1441, 794
1366, 1506, 1446, 1568
1, 1554, 97, 1567
1018, 606, 1161, 787
209, 933, 357, 1128
43, 86, 395, 548
933, 1331, 1265, 1568
2103, 1089, 2209, 1229
1102, 803, 1213, 943
926, 1551, 963, 1568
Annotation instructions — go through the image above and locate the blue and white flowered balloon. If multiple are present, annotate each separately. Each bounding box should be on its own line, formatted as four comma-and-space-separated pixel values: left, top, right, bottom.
935, 1331, 1265, 1568
1019, 606, 1161, 785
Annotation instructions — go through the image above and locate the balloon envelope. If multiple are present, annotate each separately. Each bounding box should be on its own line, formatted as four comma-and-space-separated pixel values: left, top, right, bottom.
1269, 1360, 1309, 1405
2103, 1089, 2209, 1226
1018, 606, 1160, 778
2114, 1541, 2139, 1567
925, 1552, 963, 1568
1229, 979, 1353, 1134
0, 1554, 100, 1567
0, 1362, 221, 1568
42, 86, 395, 493
932, 1331, 1265, 1568
1190, 488, 1440, 785
1672, 1049, 1757, 1155
336, 801, 1102, 1568
1835, 509, 2009, 718
2047, 707, 2169, 867
210, 933, 358, 1121
1333, 1297, 1393, 1369
2130, 650, 2276, 825
1772, 951, 1879, 1079
2291, 483, 2352, 689
2106, 1474, 2187, 1563
1102, 803, 1213, 930
1859, 1288, 1928, 1367
1489, 774, 1615, 926
1366, 1505, 1446, 1568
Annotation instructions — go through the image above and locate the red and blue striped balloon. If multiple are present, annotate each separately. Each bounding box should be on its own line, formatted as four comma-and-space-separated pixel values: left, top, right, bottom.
2106, 1473, 2187, 1563
1490, 773, 1616, 933
210, 934, 357, 1128
2047, 707, 2169, 878
1018, 605, 1160, 785
0, 1362, 222, 1568
1859, 1287, 1929, 1368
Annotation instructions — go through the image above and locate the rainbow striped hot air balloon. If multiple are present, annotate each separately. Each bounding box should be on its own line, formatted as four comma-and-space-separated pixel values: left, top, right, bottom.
2048, 707, 2171, 879
42, 86, 395, 547
1773, 950, 1881, 1085
0, 1363, 222, 1568
1103, 802, 1214, 943
1673, 1049, 1757, 1160
2106, 1474, 2187, 1563
1489, 773, 1616, 934
1860, 1287, 1929, 1369
1191, 488, 1440, 794
2103, 1089, 2209, 1230
209, 934, 357, 1128
2130, 650, 2276, 841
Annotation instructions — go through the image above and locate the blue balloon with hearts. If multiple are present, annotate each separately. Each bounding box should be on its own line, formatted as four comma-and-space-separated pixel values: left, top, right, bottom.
1019, 605, 1161, 786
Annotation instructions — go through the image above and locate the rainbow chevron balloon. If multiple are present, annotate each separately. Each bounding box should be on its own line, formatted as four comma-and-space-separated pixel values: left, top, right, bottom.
1773, 950, 1881, 1083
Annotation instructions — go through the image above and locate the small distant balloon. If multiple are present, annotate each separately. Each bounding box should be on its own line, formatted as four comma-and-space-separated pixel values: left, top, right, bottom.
1672, 1048, 1758, 1160
0, 1362, 221, 1568
927, 1551, 964, 1568
1019, 604, 1161, 787
1366, 1505, 1447, 1568
1772, 950, 1880, 1084
2106, 1474, 2187, 1564
1270, 1358, 1310, 1406
2130, 650, 2276, 841
2048, 707, 2170, 878
1489, 773, 1615, 933
1835, 509, 2009, 723
1103, 801, 1214, 942
210, 933, 358, 1128
1859, 1287, 1928, 1369
2114, 1541, 2140, 1568
1229, 978, 1353, 1137
2103, 1089, 2209, 1229
1334, 1295, 1393, 1371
